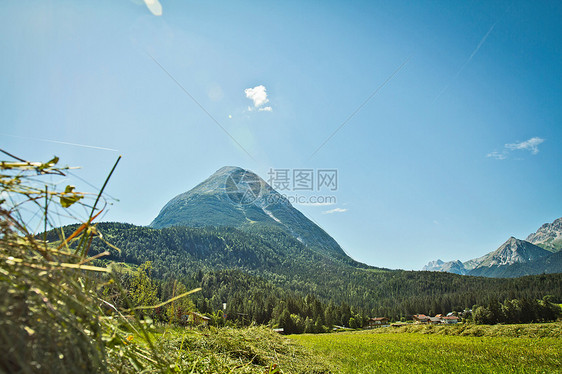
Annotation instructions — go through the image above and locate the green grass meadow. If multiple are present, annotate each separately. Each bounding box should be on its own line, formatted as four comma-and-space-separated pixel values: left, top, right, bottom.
290, 327, 562, 373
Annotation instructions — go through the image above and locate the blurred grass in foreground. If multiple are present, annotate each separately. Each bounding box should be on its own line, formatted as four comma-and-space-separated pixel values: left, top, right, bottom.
0, 152, 180, 373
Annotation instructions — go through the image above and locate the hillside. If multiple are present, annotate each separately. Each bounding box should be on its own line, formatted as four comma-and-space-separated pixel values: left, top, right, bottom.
49, 222, 562, 320
77, 169, 562, 316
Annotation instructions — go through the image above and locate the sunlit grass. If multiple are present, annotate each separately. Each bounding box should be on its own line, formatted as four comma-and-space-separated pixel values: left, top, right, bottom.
291, 327, 562, 373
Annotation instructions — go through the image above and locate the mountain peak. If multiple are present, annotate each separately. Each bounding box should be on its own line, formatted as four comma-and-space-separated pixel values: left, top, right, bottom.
477, 237, 550, 268
149, 166, 349, 259
213, 166, 249, 175
504, 236, 520, 247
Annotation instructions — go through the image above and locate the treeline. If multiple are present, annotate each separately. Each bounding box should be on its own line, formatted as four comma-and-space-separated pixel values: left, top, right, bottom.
193, 270, 367, 333
472, 297, 561, 325
107, 262, 562, 332
102, 264, 367, 333
49, 222, 562, 324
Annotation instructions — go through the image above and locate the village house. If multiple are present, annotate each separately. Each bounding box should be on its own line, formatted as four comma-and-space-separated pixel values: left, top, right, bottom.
412, 314, 460, 324
441, 316, 459, 324
365, 317, 389, 328
412, 314, 430, 324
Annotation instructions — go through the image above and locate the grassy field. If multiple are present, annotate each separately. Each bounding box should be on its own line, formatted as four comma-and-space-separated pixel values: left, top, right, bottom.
290, 324, 562, 373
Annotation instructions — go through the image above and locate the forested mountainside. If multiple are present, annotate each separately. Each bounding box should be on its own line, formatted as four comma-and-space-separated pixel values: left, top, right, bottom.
47, 222, 562, 320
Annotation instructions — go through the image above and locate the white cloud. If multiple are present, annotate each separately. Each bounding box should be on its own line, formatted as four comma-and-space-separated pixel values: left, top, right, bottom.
487, 137, 545, 160
505, 137, 544, 155
244, 85, 271, 111
144, 0, 162, 16
322, 208, 348, 214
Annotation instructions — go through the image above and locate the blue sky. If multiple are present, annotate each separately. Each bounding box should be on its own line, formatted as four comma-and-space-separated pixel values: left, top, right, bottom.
2, 0, 561, 270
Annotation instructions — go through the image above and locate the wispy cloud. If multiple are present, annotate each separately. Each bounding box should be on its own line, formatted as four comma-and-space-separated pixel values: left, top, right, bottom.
245, 85, 272, 111
487, 137, 545, 160
322, 208, 348, 214
505, 137, 544, 155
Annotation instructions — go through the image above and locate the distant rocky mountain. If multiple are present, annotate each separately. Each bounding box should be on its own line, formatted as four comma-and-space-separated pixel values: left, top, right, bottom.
422, 259, 445, 272
422, 259, 467, 275
468, 237, 551, 277
422, 217, 562, 277
440, 260, 468, 275
496, 251, 562, 278
462, 256, 485, 271
150, 166, 349, 260
526, 217, 562, 253
475, 237, 550, 268
469, 251, 562, 278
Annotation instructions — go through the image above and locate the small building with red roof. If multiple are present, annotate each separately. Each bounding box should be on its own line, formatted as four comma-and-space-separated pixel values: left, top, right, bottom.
365, 317, 390, 328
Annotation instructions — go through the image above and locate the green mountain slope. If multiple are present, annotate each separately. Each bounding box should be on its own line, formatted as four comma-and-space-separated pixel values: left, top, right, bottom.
50, 222, 562, 318
50, 167, 562, 317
